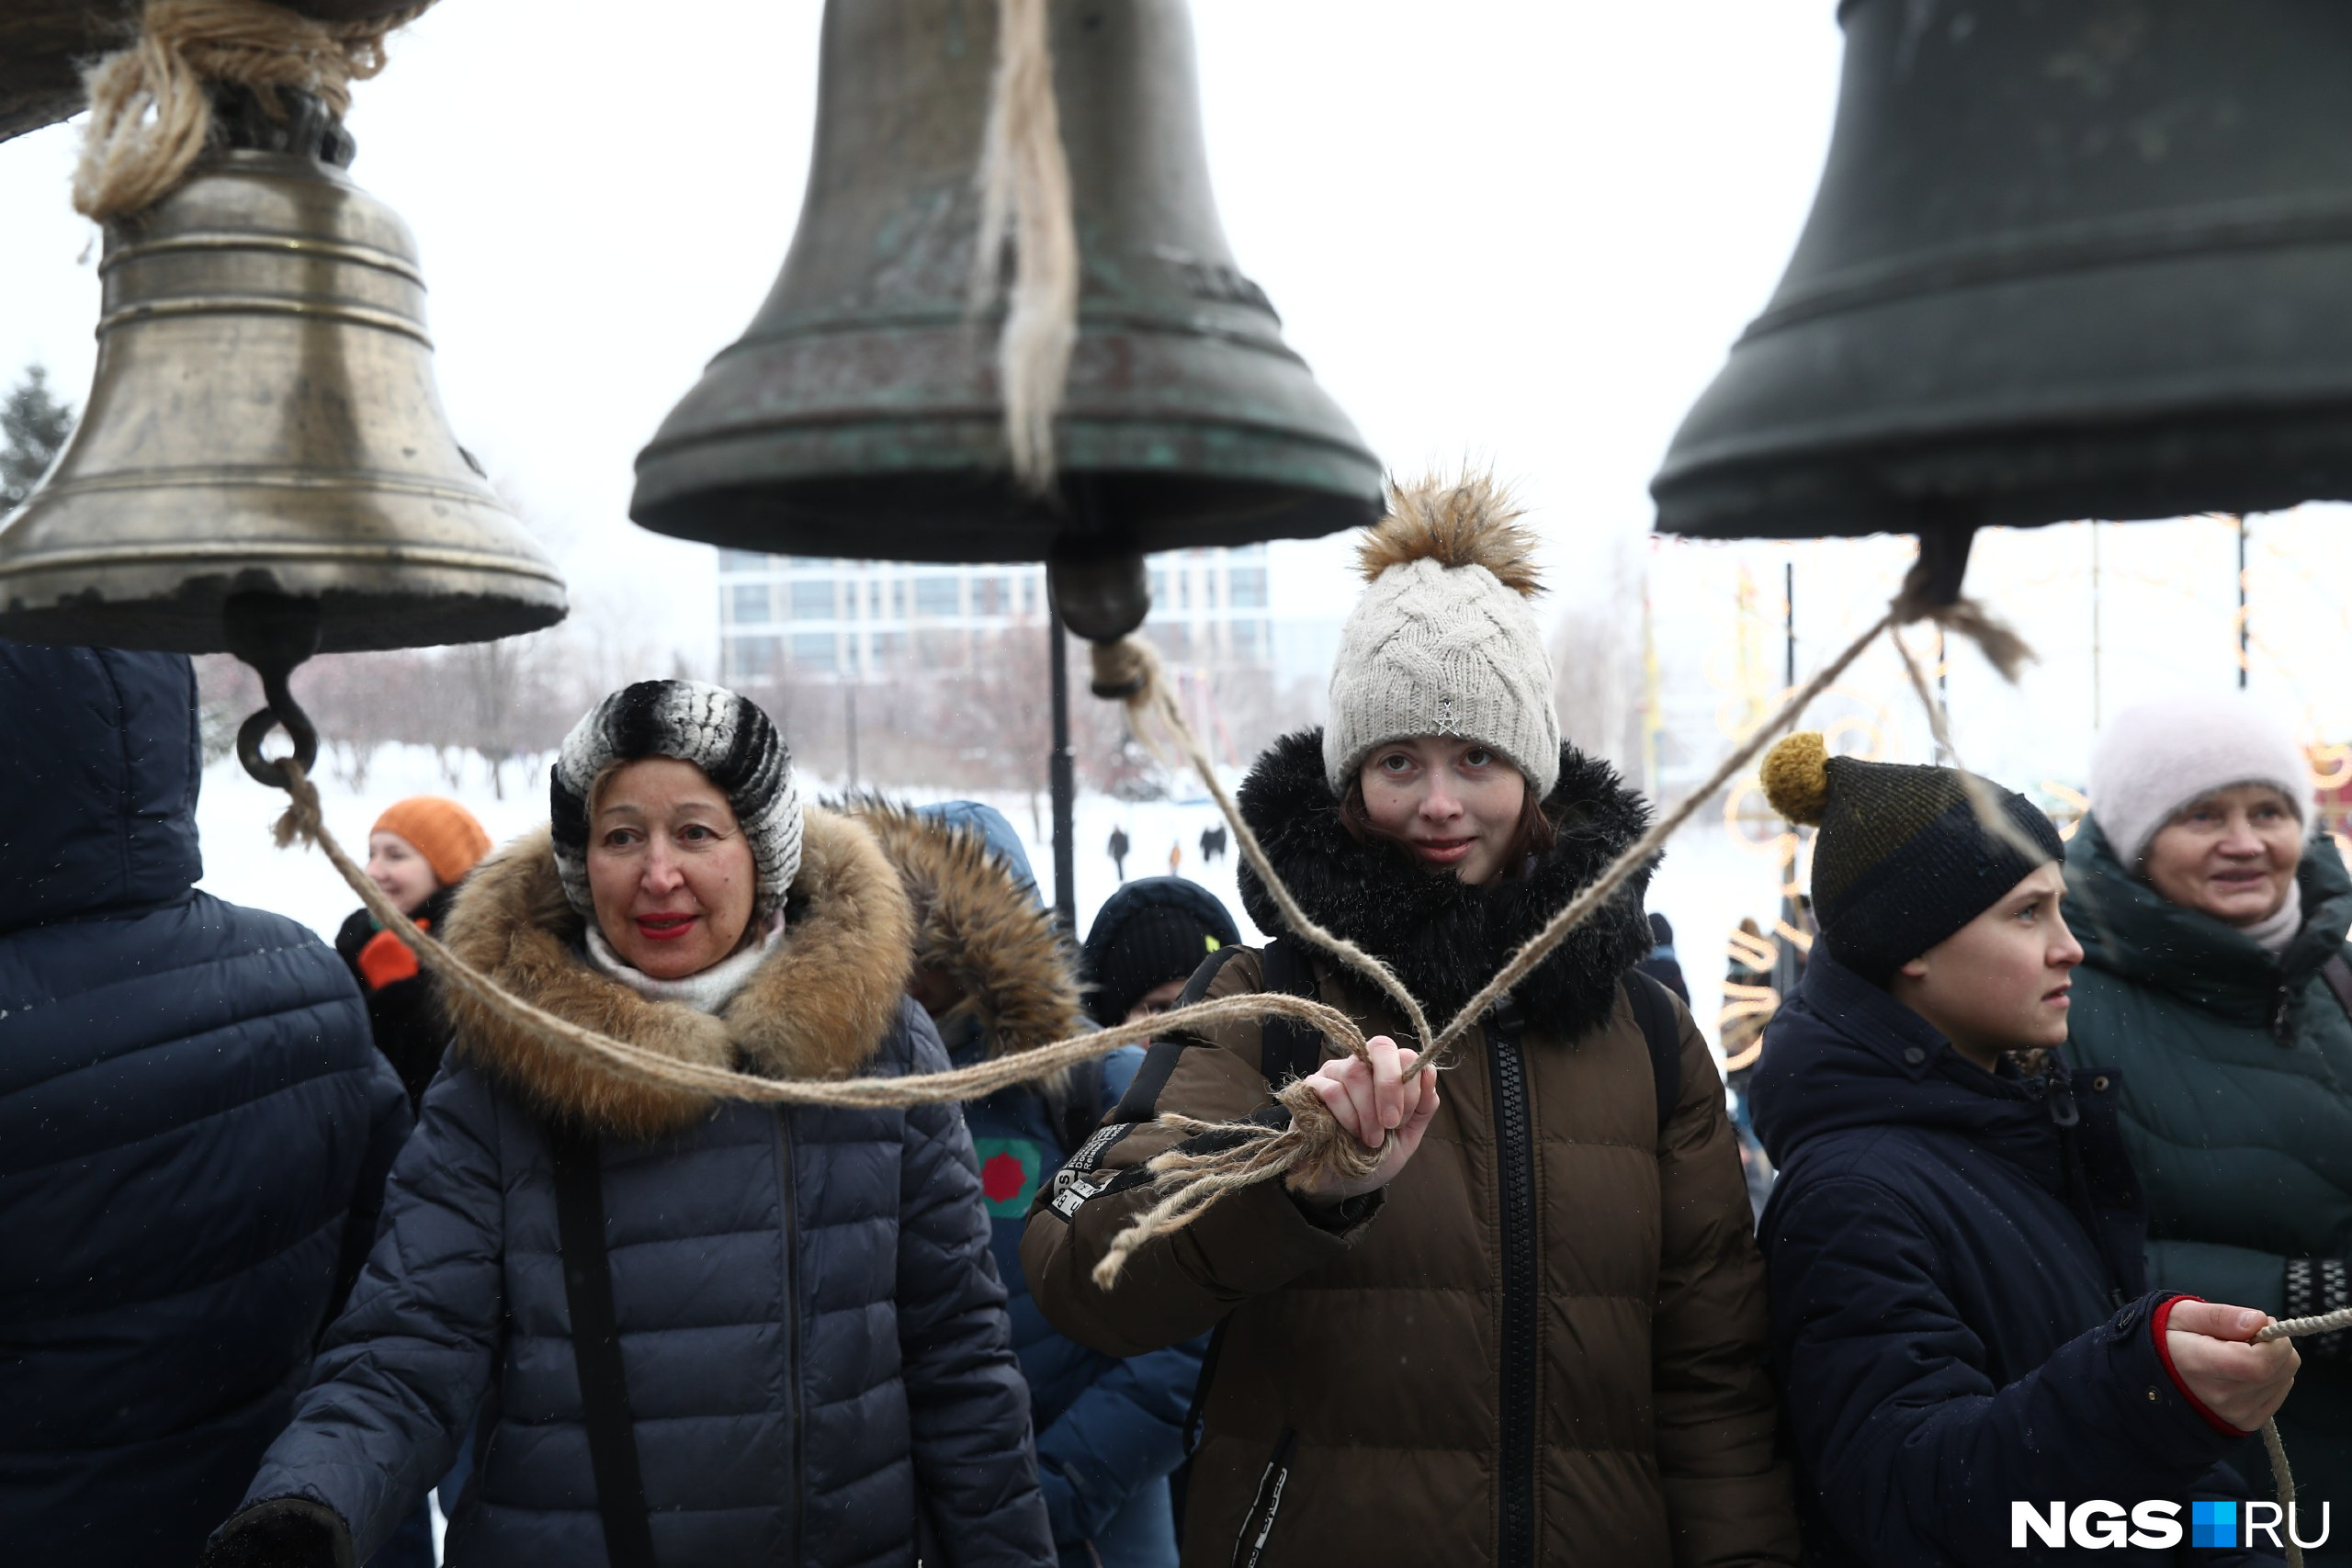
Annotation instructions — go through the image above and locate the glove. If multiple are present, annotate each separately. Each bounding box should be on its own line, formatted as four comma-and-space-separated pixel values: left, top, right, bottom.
199, 1497, 355, 1568
2284, 1257, 2350, 1359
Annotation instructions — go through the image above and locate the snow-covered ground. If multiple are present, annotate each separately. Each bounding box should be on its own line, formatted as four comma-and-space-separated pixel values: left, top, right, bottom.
196, 742, 1783, 1059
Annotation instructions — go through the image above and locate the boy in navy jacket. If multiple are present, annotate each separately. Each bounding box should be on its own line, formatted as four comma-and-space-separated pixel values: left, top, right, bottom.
1749, 733, 2299, 1566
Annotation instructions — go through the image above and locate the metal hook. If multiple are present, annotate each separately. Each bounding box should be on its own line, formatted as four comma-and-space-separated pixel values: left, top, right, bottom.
223, 592, 324, 791
235, 663, 321, 789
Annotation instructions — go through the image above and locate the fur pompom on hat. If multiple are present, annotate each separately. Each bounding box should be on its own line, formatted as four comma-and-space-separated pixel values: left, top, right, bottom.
372, 795, 491, 887
2088, 693, 2312, 869
549, 680, 804, 920
1761, 731, 2064, 984
1322, 471, 1560, 798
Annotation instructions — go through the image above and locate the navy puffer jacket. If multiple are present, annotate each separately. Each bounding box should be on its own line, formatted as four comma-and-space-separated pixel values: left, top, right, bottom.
232, 812, 1050, 1565
1753, 952, 2275, 1567
0, 642, 406, 1565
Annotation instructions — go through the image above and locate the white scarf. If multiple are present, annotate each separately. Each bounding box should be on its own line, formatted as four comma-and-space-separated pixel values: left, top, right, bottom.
2241, 879, 2303, 956
584, 913, 786, 1015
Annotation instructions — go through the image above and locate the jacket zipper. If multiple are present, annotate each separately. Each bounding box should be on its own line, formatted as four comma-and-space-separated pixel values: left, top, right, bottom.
1229, 1427, 1297, 1568
1485, 999, 1538, 1568
2045, 1072, 2129, 1306
775, 1114, 804, 1568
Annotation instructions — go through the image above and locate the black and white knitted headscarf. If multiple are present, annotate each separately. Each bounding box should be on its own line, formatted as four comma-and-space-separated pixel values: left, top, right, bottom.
550, 680, 803, 920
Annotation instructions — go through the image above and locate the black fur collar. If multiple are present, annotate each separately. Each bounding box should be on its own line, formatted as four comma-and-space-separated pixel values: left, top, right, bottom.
1237, 729, 1657, 1040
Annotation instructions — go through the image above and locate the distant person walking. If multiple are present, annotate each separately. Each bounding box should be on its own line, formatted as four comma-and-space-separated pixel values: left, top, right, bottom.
1108, 823, 1131, 883
1167, 840, 1182, 876
1198, 824, 1227, 864
0, 641, 408, 1568
334, 795, 491, 1109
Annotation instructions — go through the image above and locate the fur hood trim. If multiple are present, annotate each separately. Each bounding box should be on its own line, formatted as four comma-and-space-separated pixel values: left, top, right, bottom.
845, 798, 1088, 1065
439, 809, 916, 1140
1237, 728, 1655, 1037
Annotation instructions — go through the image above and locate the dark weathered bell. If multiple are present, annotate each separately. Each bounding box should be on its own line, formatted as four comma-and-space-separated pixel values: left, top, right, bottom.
632, 0, 1381, 579
1654, 1, 2352, 542
0, 125, 567, 654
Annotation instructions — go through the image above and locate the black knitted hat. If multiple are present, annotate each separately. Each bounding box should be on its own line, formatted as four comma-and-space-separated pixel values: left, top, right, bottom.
1760, 732, 2064, 984
1080, 876, 1242, 1026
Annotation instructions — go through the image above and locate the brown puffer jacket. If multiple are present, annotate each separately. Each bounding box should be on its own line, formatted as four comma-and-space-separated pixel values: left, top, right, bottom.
1023, 732, 1798, 1568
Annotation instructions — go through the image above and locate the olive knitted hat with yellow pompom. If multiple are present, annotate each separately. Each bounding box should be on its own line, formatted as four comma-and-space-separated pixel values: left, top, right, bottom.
1760, 731, 2064, 983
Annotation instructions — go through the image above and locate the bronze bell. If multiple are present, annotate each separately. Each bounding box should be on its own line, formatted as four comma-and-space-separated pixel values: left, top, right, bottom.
631, 0, 1381, 629
1654, 1, 2352, 545
0, 130, 567, 654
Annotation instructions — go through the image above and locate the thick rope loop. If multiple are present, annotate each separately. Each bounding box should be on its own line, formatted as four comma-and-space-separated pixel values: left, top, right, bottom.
74, 0, 433, 221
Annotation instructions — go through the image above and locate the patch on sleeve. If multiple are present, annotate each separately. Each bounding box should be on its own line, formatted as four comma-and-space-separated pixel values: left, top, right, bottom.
972, 1137, 1046, 1217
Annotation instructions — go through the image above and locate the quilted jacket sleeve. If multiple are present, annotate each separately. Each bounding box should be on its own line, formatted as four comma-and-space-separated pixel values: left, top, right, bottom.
1771, 1170, 2266, 1565
1647, 1006, 1801, 1568
1023, 948, 1375, 1359
232, 1066, 509, 1561
890, 1003, 1055, 1567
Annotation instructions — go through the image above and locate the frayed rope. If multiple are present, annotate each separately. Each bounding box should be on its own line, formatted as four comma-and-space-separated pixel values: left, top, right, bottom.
74, 0, 432, 221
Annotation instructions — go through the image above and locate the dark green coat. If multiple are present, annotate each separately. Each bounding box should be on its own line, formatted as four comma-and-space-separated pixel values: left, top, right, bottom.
2064, 815, 2352, 1558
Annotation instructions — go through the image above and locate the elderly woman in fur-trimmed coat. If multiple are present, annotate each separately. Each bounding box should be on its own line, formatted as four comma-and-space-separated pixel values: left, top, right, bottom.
202, 681, 1050, 1568
858, 798, 1204, 1568
1026, 476, 1797, 1568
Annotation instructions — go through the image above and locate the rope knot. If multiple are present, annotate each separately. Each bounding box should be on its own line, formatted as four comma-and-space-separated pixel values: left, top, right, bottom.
1090, 1072, 1384, 1290
74, 0, 432, 221
1888, 550, 2037, 682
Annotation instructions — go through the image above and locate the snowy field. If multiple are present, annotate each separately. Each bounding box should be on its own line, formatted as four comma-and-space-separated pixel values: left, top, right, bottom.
195, 743, 1783, 1062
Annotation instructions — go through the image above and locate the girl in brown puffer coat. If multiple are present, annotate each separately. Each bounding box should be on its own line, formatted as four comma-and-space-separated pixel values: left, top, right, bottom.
1024, 475, 1799, 1568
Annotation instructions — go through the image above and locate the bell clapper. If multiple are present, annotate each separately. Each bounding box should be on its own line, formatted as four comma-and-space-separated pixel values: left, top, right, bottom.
1908, 504, 1981, 612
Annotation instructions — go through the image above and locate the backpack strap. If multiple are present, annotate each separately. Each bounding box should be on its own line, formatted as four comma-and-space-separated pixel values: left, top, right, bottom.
1254, 937, 1327, 1085
1623, 968, 1684, 1137
547, 1125, 659, 1568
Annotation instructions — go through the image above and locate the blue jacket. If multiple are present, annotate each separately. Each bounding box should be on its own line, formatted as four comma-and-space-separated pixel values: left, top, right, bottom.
877, 800, 1204, 1567
0, 642, 407, 1565
1752, 953, 2274, 1567
235, 811, 1051, 1566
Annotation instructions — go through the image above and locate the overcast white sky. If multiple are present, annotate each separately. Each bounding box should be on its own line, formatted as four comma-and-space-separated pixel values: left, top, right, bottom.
7, 0, 2346, 799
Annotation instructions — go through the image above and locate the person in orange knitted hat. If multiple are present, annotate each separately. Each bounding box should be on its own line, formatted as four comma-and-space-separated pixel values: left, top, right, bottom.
333, 796, 492, 1109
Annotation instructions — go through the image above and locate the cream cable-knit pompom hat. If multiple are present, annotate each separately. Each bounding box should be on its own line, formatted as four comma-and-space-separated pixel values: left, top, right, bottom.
1322, 472, 1560, 799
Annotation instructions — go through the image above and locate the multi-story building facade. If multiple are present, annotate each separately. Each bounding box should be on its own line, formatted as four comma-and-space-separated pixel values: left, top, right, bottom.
718, 544, 1282, 684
